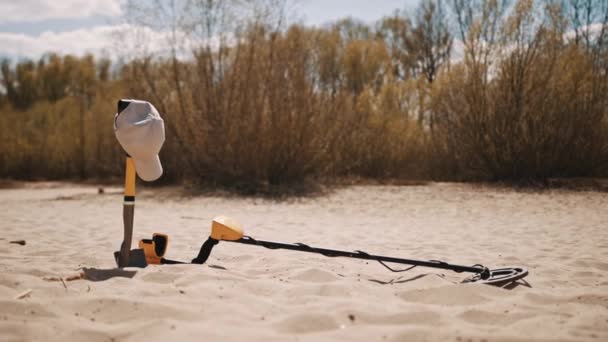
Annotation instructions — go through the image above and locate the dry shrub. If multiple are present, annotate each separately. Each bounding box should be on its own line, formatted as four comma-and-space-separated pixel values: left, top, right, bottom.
431, 39, 608, 181
0, 88, 125, 180
2, 0, 607, 190
122, 22, 428, 191
195, 26, 339, 188
122, 25, 341, 190
334, 82, 426, 179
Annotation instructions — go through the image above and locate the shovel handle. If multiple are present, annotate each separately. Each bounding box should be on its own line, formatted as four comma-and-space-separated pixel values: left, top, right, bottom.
119, 157, 136, 267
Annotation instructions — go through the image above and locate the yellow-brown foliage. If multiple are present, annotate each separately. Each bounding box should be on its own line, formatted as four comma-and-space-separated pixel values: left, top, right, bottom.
1, 0, 607, 189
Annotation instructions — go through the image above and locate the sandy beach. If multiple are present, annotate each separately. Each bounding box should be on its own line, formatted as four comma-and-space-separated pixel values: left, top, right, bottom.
1, 182, 607, 341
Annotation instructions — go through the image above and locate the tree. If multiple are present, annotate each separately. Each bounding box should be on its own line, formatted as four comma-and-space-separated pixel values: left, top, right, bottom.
1, 59, 16, 108
377, 12, 414, 80
408, 0, 453, 84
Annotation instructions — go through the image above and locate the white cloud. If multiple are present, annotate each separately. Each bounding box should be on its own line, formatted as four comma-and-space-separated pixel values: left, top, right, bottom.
0, 23, 213, 61
0, 0, 122, 23
0, 25, 120, 59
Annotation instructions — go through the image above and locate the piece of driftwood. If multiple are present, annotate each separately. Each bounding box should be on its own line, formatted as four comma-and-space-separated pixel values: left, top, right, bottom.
43, 268, 137, 283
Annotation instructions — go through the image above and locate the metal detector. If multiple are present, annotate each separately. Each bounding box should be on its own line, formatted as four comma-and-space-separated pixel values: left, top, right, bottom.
138, 216, 528, 287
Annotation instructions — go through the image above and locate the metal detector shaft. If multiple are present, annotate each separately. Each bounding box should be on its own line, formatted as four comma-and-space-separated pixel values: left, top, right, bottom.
228, 237, 487, 275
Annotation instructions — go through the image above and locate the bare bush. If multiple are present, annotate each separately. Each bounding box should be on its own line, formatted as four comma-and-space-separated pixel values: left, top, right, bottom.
1, 0, 607, 190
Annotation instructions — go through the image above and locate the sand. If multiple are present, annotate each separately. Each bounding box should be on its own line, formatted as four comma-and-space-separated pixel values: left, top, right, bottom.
0, 182, 607, 341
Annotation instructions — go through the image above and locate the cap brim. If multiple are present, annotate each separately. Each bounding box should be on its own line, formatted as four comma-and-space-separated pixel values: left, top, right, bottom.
133, 155, 163, 182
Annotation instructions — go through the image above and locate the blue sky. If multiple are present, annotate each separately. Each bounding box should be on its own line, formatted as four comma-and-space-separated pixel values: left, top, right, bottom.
0, 0, 420, 60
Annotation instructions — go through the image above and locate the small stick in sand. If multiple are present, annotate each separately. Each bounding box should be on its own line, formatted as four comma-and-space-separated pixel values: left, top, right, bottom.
15, 289, 32, 300
10, 240, 26, 246
43, 272, 85, 283
65, 273, 84, 281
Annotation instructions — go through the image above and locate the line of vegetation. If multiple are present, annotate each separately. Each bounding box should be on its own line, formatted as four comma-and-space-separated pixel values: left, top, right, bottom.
1, 0, 607, 193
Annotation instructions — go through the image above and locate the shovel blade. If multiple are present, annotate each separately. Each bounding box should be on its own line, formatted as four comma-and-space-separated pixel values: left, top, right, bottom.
114, 248, 148, 268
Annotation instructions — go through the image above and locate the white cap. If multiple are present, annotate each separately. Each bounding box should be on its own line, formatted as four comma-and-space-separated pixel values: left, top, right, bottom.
114, 99, 165, 182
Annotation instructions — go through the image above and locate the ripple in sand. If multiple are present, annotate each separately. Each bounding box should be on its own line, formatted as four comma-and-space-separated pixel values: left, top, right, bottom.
290, 268, 340, 282
592, 262, 608, 271
275, 313, 340, 333
525, 293, 608, 309
459, 309, 535, 325
0, 285, 16, 297
356, 310, 441, 325
58, 329, 115, 342
0, 300, 56, 318
396, 285, 491, 305
285, 283, 351, 297
59, 297, 194, 324
139, 270, 178, 284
